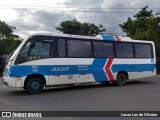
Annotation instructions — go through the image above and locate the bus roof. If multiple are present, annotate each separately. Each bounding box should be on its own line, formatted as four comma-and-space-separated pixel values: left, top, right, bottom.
29, 32, 154, 44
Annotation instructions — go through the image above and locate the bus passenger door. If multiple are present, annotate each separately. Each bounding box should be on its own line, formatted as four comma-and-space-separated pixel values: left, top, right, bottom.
48, 37, 76, 85
48, 63, 76, 85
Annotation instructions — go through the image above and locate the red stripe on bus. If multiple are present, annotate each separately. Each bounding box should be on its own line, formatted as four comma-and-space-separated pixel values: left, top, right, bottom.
105, 58, 114, 81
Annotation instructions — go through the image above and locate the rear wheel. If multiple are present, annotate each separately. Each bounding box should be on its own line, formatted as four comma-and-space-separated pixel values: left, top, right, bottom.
25, 77, 44, 94
116, 73, 127, 86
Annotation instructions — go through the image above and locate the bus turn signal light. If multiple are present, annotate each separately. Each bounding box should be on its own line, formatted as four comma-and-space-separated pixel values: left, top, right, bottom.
16, 76, 22, 81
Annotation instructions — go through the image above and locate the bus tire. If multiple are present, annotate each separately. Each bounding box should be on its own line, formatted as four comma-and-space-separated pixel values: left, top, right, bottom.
116, 73, 127, 86
25, 77, 44, 94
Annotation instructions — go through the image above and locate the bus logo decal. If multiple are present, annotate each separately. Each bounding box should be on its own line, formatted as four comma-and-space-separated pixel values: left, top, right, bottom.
32, 66, 38, 72
78, 65, 89, 70
51, 67, 69, 72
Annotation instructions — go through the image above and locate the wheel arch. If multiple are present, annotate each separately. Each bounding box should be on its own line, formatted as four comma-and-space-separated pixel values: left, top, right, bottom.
117, 70, 129, 80
24, 74, 46, 89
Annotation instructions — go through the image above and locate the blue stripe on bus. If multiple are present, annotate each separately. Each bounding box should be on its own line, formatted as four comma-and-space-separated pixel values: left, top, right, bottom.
90, 58, 108, 81
111, 64, 156, 73
7, 58, 108, 82
5, 62, 156, 82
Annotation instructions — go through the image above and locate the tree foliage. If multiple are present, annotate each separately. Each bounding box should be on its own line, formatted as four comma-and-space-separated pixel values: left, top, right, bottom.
119, 6, 160, 54
134, 6, 153, 19
120, 6, 160, 73
120, 6, 160, 39
56, 19, 106, 36
0, 20, 21, 56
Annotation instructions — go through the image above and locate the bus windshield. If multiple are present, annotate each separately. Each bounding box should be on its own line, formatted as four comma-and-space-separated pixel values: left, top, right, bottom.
14, 40, 32, 64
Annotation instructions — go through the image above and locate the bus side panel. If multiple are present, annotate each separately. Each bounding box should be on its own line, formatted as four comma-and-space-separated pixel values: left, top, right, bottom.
111, 59, 156, 79
46, 58, 97, 85
75, 74, 96, 83
17, 58, 110, 85
5, 57, 156, 87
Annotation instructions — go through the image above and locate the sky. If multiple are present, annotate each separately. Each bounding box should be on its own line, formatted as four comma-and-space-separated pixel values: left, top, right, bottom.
0, 0, 160, 38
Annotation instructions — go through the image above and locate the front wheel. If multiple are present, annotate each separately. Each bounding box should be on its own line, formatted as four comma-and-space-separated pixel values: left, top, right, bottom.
25, 77, 44, 94
116, 73, 127, 86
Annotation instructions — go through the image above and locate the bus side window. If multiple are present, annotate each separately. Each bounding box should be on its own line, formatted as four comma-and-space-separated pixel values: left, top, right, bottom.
116, 42, 133, 58
67, 40, 91, 58
58, 39, 66, 57
29, 42, 52, 61
135, 43, 153, 58
93, 41, 114, 58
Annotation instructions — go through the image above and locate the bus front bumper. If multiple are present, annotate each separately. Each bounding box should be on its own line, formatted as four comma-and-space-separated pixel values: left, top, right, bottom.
3, 75, 23, 88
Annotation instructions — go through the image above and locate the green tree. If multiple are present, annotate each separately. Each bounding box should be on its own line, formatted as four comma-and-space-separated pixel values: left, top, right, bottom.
119, 6, 160, 73
0, 20, 16, 39
56, 19, 106, 36
119, 6, 160, 40
0, 20, 20, 56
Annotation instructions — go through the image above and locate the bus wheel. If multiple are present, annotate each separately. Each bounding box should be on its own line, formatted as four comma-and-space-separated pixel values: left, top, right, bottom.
116, 73, 127, 86
25, 77, 44, 94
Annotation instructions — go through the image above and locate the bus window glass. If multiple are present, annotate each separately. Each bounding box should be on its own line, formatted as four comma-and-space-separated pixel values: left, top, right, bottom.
67, 40, 91, 57
93, 42, 114, 57
58, 39, 66, 57
116, 43, 133, 58
30, 42, 42, 56
15, 41, 31, 64
135, 43, 152, 58
42, 43, 51, 56
29, 42, 51, 60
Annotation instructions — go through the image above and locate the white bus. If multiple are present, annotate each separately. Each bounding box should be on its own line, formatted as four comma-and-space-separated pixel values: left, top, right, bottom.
3, 33, 156, 93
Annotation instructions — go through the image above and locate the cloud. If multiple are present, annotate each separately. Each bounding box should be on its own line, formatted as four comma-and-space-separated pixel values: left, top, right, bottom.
62, 0, 130, 35
1, 0, 160, 37
63, 0, 160, 35
7, 9, 75, 38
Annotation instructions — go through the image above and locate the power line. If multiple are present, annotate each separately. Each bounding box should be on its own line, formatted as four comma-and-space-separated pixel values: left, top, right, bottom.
0, 8, 134, 13
0, 4, 159, 14
0, 4, 159, 10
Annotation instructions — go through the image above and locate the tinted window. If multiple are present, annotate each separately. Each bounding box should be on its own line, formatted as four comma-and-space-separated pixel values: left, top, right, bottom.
29, 42, 51, 61
15, 35, 53, 64
135, 43, 153, 58
116, 43, 133, 58
67, 40, 91, 57
58, 39, 66, 57
93, 42, 114, 57
15, 41, 31, 64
